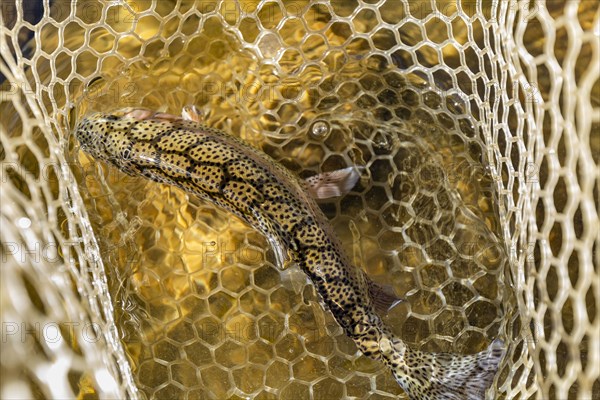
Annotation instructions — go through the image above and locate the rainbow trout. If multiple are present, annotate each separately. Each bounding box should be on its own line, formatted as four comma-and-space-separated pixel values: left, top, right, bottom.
76, 107, 504, 399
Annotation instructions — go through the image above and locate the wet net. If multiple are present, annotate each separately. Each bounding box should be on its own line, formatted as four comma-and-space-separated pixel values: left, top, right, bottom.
1, 1, 598, 399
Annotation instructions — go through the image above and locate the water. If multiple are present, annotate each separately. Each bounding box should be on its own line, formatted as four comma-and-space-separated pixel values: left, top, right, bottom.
69, 1, 506, 398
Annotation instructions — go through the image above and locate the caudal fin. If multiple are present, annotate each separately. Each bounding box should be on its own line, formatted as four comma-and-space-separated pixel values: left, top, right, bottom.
386, 339, 505, 400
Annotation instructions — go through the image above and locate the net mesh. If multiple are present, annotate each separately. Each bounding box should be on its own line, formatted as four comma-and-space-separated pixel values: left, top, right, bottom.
1, 0, 598, 399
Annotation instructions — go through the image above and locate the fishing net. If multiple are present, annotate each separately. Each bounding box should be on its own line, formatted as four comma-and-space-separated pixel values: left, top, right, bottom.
1, 0, 598, 399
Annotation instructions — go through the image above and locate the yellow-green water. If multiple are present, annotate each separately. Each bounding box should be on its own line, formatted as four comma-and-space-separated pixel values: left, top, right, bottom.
24, 0, 508, 398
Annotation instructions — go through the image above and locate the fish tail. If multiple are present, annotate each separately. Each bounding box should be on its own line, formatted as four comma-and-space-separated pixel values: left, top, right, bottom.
383, 337, 505, 400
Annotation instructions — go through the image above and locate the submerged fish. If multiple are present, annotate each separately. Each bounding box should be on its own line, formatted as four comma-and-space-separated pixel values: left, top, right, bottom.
76, 107, 504, 399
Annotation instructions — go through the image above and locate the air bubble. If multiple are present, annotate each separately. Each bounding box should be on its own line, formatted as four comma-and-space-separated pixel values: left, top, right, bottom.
258, 33, 281, 59
310, 121, 330, 139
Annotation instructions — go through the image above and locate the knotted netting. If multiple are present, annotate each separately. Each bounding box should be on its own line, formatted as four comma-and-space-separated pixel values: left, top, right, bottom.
1, 0, 598, 399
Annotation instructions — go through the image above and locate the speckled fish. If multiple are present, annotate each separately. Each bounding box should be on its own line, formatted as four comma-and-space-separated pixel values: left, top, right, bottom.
75, 107, 505, 399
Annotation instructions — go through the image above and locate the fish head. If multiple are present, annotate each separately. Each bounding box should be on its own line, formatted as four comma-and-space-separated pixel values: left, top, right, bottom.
75, 109, 141, 174
75, 108, 184, 175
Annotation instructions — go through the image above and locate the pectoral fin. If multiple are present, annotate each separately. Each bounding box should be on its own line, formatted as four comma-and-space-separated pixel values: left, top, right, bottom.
182, 105, 204, 122
305, 166, 363, 199
365, 274, 403, 316
266, 233, 288, 270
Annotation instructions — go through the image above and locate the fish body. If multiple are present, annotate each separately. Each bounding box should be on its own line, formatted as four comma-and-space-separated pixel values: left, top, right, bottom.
76, 108, 504, 399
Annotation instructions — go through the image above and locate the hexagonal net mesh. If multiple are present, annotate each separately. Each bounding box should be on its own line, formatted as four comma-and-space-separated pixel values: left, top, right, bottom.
1, 0, 598, 399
